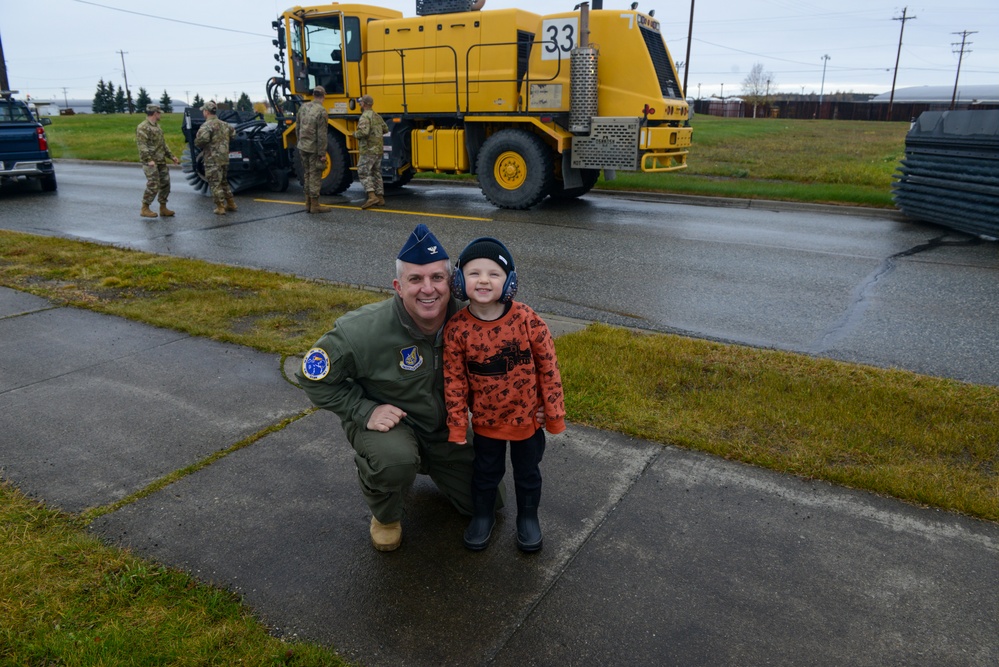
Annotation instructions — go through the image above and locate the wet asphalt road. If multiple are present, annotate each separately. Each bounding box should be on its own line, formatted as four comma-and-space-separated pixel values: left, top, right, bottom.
3, 160, 998, 386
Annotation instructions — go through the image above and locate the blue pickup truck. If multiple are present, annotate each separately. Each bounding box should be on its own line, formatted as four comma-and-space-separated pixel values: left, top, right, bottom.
0, 91, 57, 191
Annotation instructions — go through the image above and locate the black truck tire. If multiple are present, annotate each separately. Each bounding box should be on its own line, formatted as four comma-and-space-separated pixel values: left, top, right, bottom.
477, 129, 554, 210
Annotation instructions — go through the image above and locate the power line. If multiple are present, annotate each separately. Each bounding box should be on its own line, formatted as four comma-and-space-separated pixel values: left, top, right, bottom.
72, 0, 270, 38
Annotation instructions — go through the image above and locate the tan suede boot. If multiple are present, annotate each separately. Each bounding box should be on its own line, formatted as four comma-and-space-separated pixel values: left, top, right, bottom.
140, 204, 158, 218
159, 204, 175, 217
225, 196, 238, 212
375, 193, 385, 206
360, 191, 379, 210
370, 516, 402, 552
312, 197, 322, 213
213, 205, 226, 215
305, 196, 316, 214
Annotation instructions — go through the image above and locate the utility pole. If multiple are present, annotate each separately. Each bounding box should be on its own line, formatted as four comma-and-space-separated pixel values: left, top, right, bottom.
950, 31, 975, 110
888, 7, 915, 122
682, 0, 695, 99
62, 87, 69, 111
0, 29, 10, 92
818, 54, 831, 116
117, 50, 134, 113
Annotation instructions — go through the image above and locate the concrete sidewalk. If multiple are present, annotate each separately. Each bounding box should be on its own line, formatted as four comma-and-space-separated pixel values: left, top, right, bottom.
1, 285, 996, 666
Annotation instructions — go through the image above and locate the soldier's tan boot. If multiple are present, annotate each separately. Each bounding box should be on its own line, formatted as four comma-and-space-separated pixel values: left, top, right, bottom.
140, 203, 158, 218
159, 204, 175, 217
374, 193, 385, 207
213, 204, 226, 215
225, 196, 238, 212
360, 191, 379, 210
305, 196, 316, 214
370, 516, 402, 552
312, 197, 323, 213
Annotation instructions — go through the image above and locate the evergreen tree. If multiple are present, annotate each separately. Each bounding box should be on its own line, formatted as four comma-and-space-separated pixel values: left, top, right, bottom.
114, 86, 127, 113
135, 88, 152, 110
237, 92, 253, 112
92, 79, 108, 114
104, 82, 119, 114
192, 93, 205, 109
159, 90, 173, 114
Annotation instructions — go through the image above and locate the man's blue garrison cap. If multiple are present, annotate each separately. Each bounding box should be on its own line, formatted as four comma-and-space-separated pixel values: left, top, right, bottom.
397, 224, 448, 264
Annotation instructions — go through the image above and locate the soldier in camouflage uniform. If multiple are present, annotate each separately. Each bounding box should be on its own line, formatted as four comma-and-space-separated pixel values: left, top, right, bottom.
194, 101, 237, 215
297, 86, 329, 214
136, 104, 180, 219
354, 95, 389, 210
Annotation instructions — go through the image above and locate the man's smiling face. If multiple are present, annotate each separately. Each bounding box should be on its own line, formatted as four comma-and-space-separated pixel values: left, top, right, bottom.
393, 259, 451, 334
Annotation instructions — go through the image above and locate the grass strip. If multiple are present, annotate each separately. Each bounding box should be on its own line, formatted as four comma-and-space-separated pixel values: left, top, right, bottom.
0, 482, 350, 666
558, 325, 998, 521
0, 231, 383, 355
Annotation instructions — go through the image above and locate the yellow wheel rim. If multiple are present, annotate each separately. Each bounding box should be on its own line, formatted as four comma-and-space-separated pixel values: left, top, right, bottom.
321, 153, 332, 179
493, 151, 527, 190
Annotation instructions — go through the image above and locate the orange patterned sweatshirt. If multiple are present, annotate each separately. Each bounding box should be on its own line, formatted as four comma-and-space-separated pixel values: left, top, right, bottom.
444, 301, 566, 443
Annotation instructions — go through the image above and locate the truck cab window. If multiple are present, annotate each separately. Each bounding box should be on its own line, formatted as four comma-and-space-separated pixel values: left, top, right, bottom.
303, 17, 346, 95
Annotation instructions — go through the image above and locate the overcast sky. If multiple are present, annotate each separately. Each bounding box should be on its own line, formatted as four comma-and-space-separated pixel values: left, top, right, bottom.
2, 0, 995, 105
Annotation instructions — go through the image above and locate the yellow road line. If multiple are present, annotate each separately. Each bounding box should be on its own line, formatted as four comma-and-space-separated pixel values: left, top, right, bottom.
253, 198, 493, 221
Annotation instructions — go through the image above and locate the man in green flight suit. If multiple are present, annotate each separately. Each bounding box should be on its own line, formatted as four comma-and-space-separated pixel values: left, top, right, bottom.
194, 100, 237, 215
354, 94, 388, 210
297, 224, 481, 552
135, 103, 180, 219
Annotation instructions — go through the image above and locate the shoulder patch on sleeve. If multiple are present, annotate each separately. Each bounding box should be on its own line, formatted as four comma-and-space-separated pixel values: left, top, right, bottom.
302, 347, 331, 381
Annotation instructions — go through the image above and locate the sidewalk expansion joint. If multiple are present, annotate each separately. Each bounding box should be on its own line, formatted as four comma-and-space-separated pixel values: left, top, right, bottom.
78, 407, 317, 526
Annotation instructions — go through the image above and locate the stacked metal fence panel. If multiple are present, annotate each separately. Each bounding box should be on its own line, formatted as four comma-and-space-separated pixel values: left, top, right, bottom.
892, 109, 999, 237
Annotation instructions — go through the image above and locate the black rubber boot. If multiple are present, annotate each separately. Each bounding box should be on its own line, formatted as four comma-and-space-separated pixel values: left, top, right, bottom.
463, 488, 497, 551
516, 491, 543, 553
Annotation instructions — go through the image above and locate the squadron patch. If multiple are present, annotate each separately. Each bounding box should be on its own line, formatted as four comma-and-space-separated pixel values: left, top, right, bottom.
399, 345, 424, 371
302, 348, 331, 381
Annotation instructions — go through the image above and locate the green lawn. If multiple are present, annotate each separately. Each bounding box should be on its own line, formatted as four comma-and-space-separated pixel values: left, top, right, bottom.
43, 112, 909, 208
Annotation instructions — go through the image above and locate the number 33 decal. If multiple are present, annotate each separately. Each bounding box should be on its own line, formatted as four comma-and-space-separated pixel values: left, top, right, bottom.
541, 19, 577, 60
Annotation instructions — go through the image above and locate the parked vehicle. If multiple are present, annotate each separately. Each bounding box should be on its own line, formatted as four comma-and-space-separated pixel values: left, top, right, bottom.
182, 0, 692, 209
0, 91, 57, 191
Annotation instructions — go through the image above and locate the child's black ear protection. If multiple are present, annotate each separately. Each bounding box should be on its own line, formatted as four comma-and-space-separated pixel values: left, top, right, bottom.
451, 237, 518, 303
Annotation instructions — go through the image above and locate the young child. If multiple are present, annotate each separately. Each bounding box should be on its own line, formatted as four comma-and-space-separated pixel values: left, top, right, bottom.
443, 237, 565, 552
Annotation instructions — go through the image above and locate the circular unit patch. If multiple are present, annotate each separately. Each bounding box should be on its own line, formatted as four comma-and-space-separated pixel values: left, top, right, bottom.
302, 347, 331, 381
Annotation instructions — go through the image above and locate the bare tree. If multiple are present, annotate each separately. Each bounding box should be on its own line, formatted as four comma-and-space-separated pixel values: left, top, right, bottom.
741, 63, 776, 118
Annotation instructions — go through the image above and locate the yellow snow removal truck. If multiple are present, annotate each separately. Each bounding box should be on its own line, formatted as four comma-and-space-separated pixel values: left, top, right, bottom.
188, 0, 691, 209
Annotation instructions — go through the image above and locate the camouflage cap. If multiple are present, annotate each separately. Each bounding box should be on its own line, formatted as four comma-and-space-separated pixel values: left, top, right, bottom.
145, 104, 162, 114
204, 100, 218, 113
312, 86, 326, 97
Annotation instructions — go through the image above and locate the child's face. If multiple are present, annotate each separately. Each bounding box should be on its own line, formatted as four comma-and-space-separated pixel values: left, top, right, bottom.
462, 258, 507, 306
